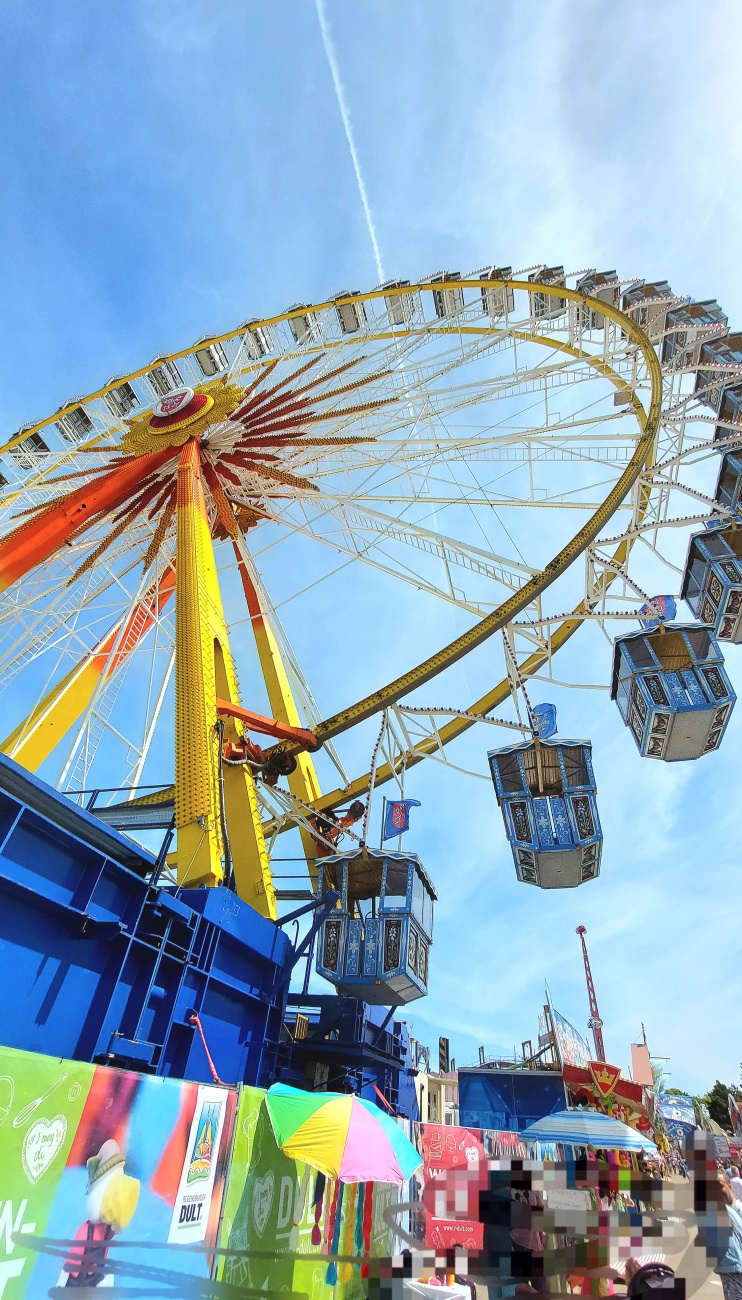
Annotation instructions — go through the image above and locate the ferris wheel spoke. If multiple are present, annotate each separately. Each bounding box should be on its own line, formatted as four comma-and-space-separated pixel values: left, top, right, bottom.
0, 549, 147, 681
317, 498, 540, 587
245, 476, 546, 605
230, 539, 351, 788
123, 643, 176, 797
56, 578, 176, 793
4, 273, 694, 895
247, 502, 495, 617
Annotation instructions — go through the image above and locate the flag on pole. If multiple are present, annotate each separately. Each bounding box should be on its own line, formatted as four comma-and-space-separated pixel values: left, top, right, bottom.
532, 703, 557, 739
382, 799, 421, 841
638, 595, 676, 627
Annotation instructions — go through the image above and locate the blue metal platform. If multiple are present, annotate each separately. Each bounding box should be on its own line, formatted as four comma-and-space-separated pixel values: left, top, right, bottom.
0, 752, 292, 1088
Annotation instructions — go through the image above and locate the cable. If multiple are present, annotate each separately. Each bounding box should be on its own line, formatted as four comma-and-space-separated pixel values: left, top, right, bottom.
360, 710, 387, 845
189, 1014, 227, 1087
215, 719, 235, 891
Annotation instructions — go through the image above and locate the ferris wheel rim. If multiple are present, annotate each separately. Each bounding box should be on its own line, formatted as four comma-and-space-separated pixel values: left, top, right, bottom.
2, 282, 662, 687
0, 276, 656, 455
0, 278, 663, 825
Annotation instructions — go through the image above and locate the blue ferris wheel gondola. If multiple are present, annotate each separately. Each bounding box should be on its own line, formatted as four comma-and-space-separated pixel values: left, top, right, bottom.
714, 448, 742, 516
681, 523, 742, 642
315, 847, 436, 1007
611, 624, 735, 760
488, 738, 602, 889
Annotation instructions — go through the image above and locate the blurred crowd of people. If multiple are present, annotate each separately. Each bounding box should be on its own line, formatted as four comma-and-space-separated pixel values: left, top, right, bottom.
397, 1138, 742, 1300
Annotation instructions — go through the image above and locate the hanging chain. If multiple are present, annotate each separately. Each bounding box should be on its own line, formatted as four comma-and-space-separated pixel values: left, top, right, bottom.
586, 545, 661, 614
399, 704, 529, 732
501, 629, 537, 729
361, 709, 388, 846
269, 784, 364, 851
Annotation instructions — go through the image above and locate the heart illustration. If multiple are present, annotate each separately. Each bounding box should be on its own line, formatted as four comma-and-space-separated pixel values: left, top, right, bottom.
252, 1172, 274, 1238
22, 1114, 67, 1185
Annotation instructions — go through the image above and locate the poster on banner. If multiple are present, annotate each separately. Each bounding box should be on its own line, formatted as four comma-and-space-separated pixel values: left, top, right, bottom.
484, 1130, 528, 1159
220, 1087, 397, 1300
658, 1093, 696, 1132
421, 1123, 484, 1173
168, 1085, 227, 1245
0, 1045, 236, 1297
426, 1217, 484, 1251
550, 1008, 592, 1069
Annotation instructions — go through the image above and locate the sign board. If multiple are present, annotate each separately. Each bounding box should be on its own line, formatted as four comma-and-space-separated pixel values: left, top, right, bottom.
631, 1044, 653, 1088
551, 1009, 591, 1069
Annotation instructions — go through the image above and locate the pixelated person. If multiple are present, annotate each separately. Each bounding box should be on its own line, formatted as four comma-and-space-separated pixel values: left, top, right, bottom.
471, 1164, 546, 1298
716, 1170, 742, 1300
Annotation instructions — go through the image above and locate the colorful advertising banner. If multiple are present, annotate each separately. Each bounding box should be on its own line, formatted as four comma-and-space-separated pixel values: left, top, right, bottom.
483, 1131, 528, 1158
659, 1094, 696, 1127
550, 1009, 592, 1069
0, 1047, 94, 1297
0, 1045, 235, 1296
659, 1093, 697, 1145
419, 1124, 486, 1254
219, 1086, 398, 1300
420, 1123, 484, 1174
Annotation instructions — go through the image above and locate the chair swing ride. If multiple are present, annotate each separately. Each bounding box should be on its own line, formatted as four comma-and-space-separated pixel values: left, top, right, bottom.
0, 267, 740, 1007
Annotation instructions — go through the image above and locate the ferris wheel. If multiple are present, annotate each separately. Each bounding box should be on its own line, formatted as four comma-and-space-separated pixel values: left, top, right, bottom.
0, 266, 738, 918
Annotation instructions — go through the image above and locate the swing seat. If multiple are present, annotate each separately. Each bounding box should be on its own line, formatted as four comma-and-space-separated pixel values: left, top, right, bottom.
315, 847, 436, 1006
488, 739, 602, 889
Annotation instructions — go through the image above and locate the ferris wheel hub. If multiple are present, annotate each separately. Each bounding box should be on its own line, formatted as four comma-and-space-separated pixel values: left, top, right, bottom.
154, 387, 194, 417
150, 387, 213, 433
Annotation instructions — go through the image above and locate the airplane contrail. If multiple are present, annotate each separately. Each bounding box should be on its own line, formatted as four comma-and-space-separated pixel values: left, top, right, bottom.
314, 0, 386, 284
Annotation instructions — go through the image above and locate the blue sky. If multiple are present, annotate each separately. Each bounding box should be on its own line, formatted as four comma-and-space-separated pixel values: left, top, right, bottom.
2, 0, 741, 1096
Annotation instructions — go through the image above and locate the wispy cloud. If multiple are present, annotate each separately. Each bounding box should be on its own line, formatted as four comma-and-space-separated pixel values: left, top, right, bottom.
313, 0, 385, 283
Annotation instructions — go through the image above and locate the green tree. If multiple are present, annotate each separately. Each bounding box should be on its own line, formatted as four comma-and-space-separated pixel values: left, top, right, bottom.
705, 1080, 742, 1130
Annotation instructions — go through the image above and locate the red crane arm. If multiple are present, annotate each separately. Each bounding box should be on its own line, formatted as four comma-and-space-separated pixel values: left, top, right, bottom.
576, 925, 606, 1062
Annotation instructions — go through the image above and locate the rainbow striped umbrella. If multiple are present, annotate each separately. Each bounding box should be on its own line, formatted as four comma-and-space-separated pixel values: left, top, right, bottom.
265, 1083, 422, 1183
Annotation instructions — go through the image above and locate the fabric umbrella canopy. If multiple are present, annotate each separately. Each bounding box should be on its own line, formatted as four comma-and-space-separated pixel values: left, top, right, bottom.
264, 1083, 423, 1183
519, 1109, 657, 1152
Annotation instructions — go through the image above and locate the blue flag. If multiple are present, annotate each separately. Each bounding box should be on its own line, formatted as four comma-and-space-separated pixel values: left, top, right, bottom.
638, 594, 676, 627
382, 799, 421, 841
532, 703, 557, 739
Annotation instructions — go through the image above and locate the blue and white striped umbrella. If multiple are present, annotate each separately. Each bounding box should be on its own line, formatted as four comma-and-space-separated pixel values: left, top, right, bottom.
519, 1109, 657, 1152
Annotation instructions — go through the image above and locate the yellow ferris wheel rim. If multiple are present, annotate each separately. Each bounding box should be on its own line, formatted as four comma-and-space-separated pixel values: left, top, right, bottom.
27, 279, 660, 815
